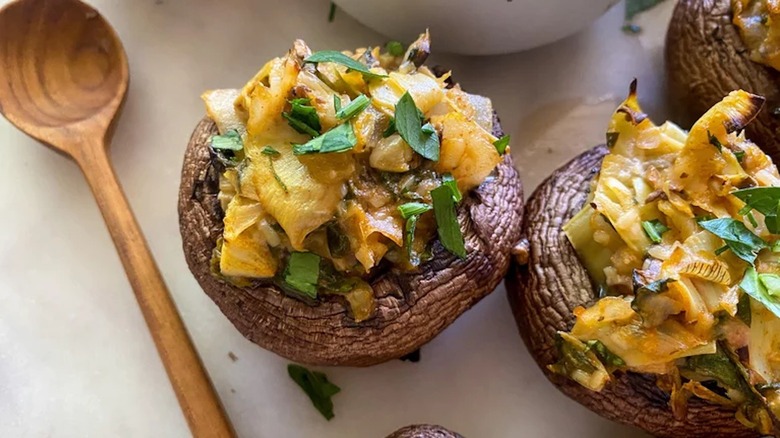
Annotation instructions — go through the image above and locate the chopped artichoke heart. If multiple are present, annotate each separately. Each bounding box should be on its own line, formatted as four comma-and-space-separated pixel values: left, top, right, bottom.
561, 84, 780, 430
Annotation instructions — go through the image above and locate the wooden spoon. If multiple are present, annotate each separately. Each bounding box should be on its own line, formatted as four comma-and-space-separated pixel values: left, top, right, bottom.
0, 0, 235, 436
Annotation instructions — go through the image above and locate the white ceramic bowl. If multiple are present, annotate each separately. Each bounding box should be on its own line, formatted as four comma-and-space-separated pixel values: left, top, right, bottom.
333, 0, 620, 55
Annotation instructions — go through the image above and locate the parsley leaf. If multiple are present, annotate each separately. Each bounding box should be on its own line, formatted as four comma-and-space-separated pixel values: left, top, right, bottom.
283, 98, 321, 137
336, 94, 370, 120
700, 218, 767, 264
304, 51, 387, 79
732, 187, 780, 234
210, 129, 243, 151
642, 219, 669, 243
394, 92, 440, 161
398, 202, 432, 219
432, 185, 466, 258
734, 150, 746, 162
293, 123, 356, 155
493, 135, 510, 155
442, 173, 462, 203
287, 364, 340, 420
386, 40, 405, 56
740, 266, 780, 319
284, 252, 320, 299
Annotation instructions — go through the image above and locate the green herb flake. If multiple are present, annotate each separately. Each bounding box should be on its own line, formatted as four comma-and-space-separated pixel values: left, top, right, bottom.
732, 187, 780, 234
386, 40, 404, 56
734, 150, 746, 162
333, 94, 341, 114
327, 2, 336, 22
737, 293, 752, 326
404, 214, 420, 261
747, 211, 759, 228
442, 173, 462, 203
293, 122, 357, 155
493, 135, 510, 155
382, 118, 396, 138
740, 266, 780, 318
708, 130, 723, 152
715, 245, 730, 256
699, 218, 767, 264
606, 131, 620, 148
287, 364, 340, 420
585, 340, 626, 367
261, 146, 281, 156
621, 23, 642, 34
637, 278, 675, 295
304, 51, 387, 79
398, 202, 432, 219
336, 94, 371, 120
210, 129, 243, 151
641, 219, 669, 243
283, 98, 321, 138
431, 185, 466, 258
394, 92, 440, 161
284, 252, 321, 299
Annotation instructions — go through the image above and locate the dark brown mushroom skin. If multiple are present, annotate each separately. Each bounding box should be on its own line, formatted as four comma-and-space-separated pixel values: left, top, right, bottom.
506, 145, 760, 438
666, 0, 780, 162
178, 108, 523, 367
386, 424, 464, 438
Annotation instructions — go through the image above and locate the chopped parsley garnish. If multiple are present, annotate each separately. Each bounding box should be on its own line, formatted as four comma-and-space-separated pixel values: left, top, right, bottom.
493, 135, 510, 155
641, 219, 669, 243
287, 364, 340, 420
398, 202, 433, 219
304, 51, 387, 79
732, 187, 780, 233
262, 146, 287, 192
740, 266, 780, 319
382, 118, 396, 138
431, 185, 466, 258
606, 132, 619, 148
699, 218, 767, 264
584, 340, 625, 367
283, 98, 321, 137
293, 122, 357, 155
210, 129, 243, 151
442, 173, 462, 202
335, 94, 370, 120
386, 40, 405, 56
708, 130, 723, 152
734, 150, 746, 162
394, 91, 440, 161
284, 252, 321, 299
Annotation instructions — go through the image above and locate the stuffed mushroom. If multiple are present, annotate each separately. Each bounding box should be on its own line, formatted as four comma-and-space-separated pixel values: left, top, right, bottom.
386, 424, 463, 438
508, 82, 780, 437
178, 33, 523, 366
667, 0, 780, 162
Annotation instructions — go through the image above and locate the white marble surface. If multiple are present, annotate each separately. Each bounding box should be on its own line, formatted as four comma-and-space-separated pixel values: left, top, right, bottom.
0, 0, 676, 436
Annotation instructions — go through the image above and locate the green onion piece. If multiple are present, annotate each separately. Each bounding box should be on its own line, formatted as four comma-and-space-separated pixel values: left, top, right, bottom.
442, 173, 462, 202
284, 252, 321, 298
336, 94, 370, 120
641, 219, 669, 244
386, 40, 404, 56
283, 98, 321, 137
304, 51, 387, 79
287, 364, 340, 420
747, 211, 759, 228
404, 215, 419, 260
493, 135, 510, 155
398, 202, 432, 219
333, 94, 341, 114
431, 185, 466, 258
210, 129, 243, 151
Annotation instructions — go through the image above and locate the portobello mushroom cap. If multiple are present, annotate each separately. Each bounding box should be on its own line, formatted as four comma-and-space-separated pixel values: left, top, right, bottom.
505, 145, 760, 438
666, 0, 780, 162
386, 424, 464, 438
178, 86, 523, 367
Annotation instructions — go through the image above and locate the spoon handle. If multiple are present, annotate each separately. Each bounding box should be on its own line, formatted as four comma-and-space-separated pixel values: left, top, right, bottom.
75, 144, 235, 438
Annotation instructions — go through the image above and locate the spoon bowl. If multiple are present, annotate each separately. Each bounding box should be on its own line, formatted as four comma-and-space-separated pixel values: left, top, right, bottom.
0, 0, 127, 151
0, 0, 233, 436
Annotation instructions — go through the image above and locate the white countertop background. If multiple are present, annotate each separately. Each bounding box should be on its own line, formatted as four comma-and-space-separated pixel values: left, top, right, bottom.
0, 0, 676, 436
